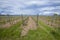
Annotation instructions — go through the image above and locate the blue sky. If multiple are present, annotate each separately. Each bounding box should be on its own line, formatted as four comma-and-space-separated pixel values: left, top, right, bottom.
0, 0, 60, 15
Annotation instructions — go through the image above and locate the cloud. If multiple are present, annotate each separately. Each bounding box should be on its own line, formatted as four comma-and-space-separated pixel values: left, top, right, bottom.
42, 11, 60, 15
37, 5, 60, 15
24, 1, 49, 6
38, 7, 55, 12
0, 0, 60, 15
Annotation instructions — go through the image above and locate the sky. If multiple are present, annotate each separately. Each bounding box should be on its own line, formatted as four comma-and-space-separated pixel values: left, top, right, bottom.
0, 0, 60, 15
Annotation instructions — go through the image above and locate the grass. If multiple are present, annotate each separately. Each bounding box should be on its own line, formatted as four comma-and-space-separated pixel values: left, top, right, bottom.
0, 16, 60, 40
20, 19, 60, 40
39, 20, 60, 40
20, 27, 55, 40
0, 21, 22, 40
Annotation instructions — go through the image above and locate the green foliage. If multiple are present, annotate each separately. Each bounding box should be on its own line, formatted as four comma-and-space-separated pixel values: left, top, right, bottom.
0, 21, 22, 40
51, 30, 60, 40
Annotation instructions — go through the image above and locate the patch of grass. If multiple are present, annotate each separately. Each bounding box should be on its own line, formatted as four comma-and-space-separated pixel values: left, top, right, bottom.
20, 27, 55, 40
50, 30, 60, 40
0, 21, 22, 40
39, 21, 54, 31
39, 20, 60, 40
19, 17, 57, 40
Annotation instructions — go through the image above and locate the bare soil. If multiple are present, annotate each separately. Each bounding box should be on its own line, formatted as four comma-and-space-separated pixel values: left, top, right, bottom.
0, 18, 21, 28
21, 16, 37, 36
39, 17, 59, 28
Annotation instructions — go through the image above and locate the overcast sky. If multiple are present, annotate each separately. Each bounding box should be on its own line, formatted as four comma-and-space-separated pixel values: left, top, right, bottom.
0, 0, 60, 15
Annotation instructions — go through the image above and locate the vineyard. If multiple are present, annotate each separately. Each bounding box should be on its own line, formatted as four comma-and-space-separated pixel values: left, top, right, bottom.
0, 15, 60, 40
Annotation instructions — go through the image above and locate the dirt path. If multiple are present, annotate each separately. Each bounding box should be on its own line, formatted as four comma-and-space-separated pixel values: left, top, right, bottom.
21, 16, 37, 36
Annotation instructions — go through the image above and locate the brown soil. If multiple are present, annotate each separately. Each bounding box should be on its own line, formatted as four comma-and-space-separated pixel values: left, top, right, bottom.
0, 18, 21, 28
39, 17, 58, 28
21, 16, 37, 36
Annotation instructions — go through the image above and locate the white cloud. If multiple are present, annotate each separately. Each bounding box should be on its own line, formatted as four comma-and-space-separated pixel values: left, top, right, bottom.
55, 6, 60, 9
51, 1, 60, 3
20, 9, 36, 15
42, 11, 54, 15
41, 11, 60, 15
0, 0, 60, 15
24, 1, 49, 6
39, 7, 55, 11
54, 12, 60, 15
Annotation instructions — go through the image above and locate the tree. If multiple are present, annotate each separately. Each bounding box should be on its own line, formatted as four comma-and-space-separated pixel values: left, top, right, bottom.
54, 14, 58, 16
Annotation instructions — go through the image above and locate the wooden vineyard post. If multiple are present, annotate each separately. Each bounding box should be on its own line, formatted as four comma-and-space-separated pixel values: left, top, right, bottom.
51, 16, 53, 26
7, 14, 10, 23
21, 14, 24, 26
48, 16, 49, 25
37, 13, 39, 26
53, 14, 58, 31
56, 15, 58, 31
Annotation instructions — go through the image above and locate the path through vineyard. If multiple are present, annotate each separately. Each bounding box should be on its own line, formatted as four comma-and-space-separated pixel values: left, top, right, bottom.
21, 16, 37, 36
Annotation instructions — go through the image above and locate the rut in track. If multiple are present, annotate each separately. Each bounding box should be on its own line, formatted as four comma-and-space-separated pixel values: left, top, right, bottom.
21, 16, 37, 36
